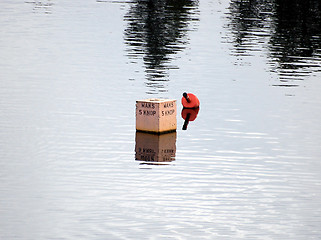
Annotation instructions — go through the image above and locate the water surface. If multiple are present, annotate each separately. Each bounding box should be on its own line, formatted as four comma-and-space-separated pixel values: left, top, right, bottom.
0, 0, 321, 239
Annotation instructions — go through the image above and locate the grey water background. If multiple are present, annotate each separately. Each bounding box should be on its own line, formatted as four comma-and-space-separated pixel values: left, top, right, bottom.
1, 0, 321, 239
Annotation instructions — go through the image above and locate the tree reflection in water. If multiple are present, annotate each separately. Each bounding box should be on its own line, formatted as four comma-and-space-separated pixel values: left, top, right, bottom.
226, 0, 321, 84
124, 0, 199, 94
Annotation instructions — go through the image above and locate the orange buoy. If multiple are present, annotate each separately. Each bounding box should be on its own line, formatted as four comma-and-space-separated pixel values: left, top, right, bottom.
181, 108, 200, 130
181, 92, 200, 109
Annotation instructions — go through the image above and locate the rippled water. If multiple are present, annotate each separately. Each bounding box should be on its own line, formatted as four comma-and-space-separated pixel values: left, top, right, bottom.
1, 0, 321, 239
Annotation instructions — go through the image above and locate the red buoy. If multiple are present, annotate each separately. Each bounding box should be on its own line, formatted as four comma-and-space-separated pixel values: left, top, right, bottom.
181, 92, 200, 109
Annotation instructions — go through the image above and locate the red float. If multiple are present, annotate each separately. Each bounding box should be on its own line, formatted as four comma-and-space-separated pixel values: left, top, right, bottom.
181, 92, 200, 109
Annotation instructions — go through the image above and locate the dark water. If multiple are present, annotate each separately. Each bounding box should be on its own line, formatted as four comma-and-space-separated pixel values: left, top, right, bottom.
226, 0, 321, 83
1, 0, 321, 239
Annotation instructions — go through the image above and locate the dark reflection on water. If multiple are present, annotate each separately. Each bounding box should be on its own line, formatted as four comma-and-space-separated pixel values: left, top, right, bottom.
226, 0, 274, 56
270, 0, 321, 82
226, 0, 321, 84
124, 0, 199, 94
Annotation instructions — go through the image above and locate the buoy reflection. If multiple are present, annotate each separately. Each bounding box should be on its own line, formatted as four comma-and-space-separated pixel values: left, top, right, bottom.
181, 107, 200, 130
135, 131, 177, 164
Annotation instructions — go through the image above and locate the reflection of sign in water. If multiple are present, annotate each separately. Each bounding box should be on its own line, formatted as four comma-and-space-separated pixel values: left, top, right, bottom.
25, 0, 54, 14
135, 132, 176, 162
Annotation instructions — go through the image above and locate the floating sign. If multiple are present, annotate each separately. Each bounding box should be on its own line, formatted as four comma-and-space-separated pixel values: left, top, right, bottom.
136, 98, 177, 134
